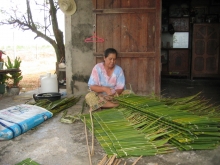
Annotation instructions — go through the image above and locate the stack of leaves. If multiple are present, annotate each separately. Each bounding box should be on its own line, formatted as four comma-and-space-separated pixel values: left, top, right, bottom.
29, 95, 81, 115
114, 94, 220, 151
160, 92, 220, 122
82, 108, 175, 158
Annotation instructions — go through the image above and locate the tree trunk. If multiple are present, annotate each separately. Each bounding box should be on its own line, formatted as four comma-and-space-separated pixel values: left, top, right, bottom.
49, 0, 65, 63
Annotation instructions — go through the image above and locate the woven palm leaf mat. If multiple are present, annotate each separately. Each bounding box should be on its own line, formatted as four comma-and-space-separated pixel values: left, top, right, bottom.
82, 108, 175, 158
82, 94, 220, 158
114, 94, 220, 151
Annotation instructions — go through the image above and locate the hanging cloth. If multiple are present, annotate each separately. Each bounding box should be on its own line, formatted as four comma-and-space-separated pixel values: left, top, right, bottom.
84, 32, 104, 43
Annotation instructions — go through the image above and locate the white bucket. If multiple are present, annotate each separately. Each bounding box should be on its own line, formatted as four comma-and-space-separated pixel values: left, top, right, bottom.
40, 73, 58, 93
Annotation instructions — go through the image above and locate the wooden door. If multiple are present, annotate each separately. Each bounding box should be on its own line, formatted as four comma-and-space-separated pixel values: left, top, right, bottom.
192, 24, 220, 78
92, 0, 161, 95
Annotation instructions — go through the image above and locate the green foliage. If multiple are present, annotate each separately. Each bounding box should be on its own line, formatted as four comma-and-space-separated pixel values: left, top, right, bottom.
0, 74, 9, 84
114, 94, 220, 151
5, 56, 23, 87
82, 108, 175, 157
29, 95, 82, 115
5, 56, 22, 69
15, 158, 40, 165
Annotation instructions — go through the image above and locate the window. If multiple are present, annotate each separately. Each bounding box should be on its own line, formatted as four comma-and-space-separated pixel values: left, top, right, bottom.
173, 32, 189, 48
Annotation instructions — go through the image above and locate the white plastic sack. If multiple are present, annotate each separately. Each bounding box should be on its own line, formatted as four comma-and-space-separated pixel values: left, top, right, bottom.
0, 104, 53, 140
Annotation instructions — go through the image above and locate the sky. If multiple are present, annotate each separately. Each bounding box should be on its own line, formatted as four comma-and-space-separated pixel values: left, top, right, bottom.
0, 0, 65, 47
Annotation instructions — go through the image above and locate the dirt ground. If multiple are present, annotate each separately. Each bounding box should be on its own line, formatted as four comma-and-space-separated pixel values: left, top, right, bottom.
2, 46, 57, 92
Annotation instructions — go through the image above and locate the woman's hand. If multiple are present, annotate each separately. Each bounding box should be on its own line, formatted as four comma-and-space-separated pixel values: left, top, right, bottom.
90, 85, 116, 95
103, 87, 115, 95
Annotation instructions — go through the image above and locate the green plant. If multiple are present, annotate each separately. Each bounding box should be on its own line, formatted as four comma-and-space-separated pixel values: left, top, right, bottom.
0, 74, 9, 85
5, 56, 23, 87
0, 50, 6, 62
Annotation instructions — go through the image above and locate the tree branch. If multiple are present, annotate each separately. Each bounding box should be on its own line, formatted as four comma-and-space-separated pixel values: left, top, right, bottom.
0, 0, 64, 62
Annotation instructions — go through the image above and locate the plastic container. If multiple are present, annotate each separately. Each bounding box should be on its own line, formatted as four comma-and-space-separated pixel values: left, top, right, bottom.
33, 92, 61, 101
40, 73, 58, 93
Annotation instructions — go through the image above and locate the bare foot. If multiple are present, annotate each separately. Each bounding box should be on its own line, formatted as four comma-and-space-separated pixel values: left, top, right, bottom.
102, 101, 119, 108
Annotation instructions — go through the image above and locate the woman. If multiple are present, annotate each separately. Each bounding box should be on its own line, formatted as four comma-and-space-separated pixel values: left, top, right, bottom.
86, 48, 125, 111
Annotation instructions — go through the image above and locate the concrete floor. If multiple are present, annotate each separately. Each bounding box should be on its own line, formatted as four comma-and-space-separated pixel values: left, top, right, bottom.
0, 78, 220, 165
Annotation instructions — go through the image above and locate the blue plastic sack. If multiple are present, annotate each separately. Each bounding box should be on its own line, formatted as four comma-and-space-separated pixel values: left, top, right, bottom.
0, 104, 53, 140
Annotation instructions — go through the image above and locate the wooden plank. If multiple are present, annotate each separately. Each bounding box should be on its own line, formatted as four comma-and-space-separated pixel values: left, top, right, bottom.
146, 58, 155, 94
0, 69, 20, 73
96, 0, 104, 9
92, 0, 96, 9
121, 0, 130, 8
130, 0, 139, 8
103, 14, 113, 49
138, 14, 147, 52
139, 0, 148, 7
154, 0, 161, 95
137, 58, 147, 94
121, 14, 130, 52
112, 0, 121, 8
112, 14, 121, 51
104, 0, 113, 9
93, 8, 156, 14
116, 57, 121, 66
94, 52, 156, 57
129, 58, 138, 92
96, 15, 105, 53
147, 12, 155, 52
96, 57, 104, 63
139, 0, 156, 8
147, 0, 156, 8
129, 14, 140, 52
120, 58, 131, 90
121, 58, 136, 91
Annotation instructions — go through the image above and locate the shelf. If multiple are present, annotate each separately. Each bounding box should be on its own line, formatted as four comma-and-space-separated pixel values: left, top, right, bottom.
0, 69, 21, 74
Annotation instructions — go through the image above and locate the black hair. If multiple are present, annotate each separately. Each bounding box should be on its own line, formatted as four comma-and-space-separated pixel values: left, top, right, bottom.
104, 48, 118, 58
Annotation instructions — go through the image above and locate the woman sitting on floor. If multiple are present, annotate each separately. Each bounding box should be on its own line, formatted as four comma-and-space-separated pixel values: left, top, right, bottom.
85, 48, 125, 111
